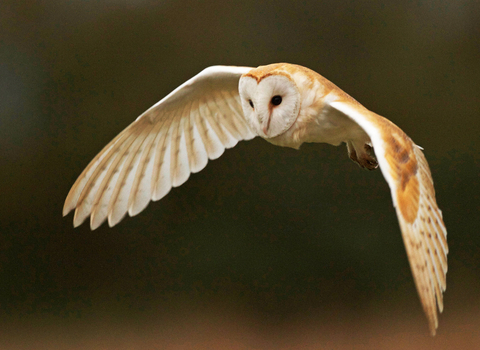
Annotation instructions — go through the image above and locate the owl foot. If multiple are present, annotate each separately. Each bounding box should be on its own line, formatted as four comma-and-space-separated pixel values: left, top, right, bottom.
347, 142, 378, 171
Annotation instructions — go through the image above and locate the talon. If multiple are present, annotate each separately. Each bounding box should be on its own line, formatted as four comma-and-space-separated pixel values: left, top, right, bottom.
364, 158, 379, 170
347, 141, 378, 170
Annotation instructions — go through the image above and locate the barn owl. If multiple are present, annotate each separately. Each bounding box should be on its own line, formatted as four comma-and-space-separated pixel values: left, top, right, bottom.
63, 63, 448, 335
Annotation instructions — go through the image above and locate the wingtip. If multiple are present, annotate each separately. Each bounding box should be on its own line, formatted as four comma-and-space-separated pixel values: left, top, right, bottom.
73, 210, 87, 228
128, 200, 150, 218
108, 212, 125, 228
108, 219, 118, 229
152, 185, 171, 202
73, 218, 83, 228
90, 215, 104, 231
438, 301, 444, 314
62, 202, 73, 217
429, 313, 439, 336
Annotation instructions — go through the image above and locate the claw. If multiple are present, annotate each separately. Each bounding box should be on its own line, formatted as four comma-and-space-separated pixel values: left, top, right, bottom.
347, 141, 378, 170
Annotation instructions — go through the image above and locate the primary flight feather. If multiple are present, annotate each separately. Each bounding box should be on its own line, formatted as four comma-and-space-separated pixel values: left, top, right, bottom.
63, 63, 448, 335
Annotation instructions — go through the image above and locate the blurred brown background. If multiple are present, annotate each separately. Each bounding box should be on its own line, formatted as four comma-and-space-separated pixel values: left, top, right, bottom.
1, 0, 479, 349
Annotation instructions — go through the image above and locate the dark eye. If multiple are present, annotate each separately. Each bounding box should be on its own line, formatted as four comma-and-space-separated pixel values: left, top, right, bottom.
248, 99, 254, 108
271, 95, 282, 106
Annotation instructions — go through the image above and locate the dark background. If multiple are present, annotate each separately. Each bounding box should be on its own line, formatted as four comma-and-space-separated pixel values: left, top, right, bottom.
1, 0, 479, 348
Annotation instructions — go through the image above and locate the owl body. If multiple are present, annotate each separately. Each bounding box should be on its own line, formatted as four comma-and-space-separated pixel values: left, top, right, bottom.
63, 63, 447, 335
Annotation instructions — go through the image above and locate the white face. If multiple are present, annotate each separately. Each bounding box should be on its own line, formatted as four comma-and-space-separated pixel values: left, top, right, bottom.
239, 75, 301, 138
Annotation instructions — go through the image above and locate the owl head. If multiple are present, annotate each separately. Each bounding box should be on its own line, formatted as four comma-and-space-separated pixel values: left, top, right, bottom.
239, 64, 301, 138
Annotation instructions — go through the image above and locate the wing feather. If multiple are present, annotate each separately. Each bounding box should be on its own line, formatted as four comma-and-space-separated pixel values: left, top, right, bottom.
64, 66, 256, 228
196, 100, 225, 159
202, 96, 237, 149
184, 102, 208, 173
222, 90, 256, 140
90, 120, 153, 229
152, 124, 173, 202
107, 121, 158, 227
63, 124, 134, 217
126, 115, 169, 217
170, 103, 191, 188
210, 92, 243, 140
72, 123, 142, 227
418, 213, 444, 311
330, 100, 448, 335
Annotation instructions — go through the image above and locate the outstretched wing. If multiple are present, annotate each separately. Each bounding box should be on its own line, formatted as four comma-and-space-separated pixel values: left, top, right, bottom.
330, 100, 448, 335
63, 66, 256, 230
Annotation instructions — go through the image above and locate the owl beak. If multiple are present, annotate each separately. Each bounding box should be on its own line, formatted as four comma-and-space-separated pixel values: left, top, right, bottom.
262, 112, 272, 137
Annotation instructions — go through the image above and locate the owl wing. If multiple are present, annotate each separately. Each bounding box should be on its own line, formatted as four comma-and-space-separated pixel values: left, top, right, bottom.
330, 100, 448, 335
63, 66, 256, 230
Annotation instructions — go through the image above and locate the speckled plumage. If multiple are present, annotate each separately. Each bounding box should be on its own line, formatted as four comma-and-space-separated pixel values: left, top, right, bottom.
64, 63, 447, 335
